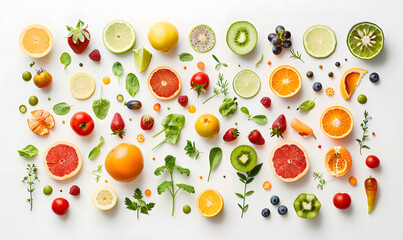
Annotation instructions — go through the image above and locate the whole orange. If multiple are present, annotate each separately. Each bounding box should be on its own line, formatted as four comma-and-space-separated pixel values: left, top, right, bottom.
195, 114, 220, 139
105, 143, 144, 182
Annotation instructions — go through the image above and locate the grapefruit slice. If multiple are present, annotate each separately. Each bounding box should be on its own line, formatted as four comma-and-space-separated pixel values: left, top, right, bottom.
324, 146, 352, 177
19, 24, 53, 58
269, 65, 302, 98
340, 68, 367, 100
147, 66, 181, 100
270, 141, 309, 182
43, 141, 82, 180
27, 110, 55, 136
320, 106, 354, 139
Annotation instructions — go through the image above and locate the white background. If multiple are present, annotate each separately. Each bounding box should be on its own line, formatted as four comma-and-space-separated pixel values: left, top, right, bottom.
1, 0, 402, 239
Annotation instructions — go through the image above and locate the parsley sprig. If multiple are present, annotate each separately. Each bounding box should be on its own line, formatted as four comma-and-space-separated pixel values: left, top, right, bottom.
356, 110, 371, 155
290, 49, 304, 63
203, 73, 229, 104
184, 140, 202, 160
212, 55, 228, 70
91, 164, 103, 183
22, 164, 39, 211
236, 163, 263, 218
313, 172, 332, 190
125, 188, 155, 219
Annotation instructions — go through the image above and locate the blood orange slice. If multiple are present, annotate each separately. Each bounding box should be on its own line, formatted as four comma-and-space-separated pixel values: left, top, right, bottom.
43, 141, 82, 180
147, 66, 181, 100
270, 141, 309, 182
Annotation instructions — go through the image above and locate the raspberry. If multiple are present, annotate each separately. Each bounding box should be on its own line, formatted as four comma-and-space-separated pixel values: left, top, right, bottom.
260, 97, 271, 108
89, 49, 101, 62
178, 95, 188, 107
69, 185, 80, 196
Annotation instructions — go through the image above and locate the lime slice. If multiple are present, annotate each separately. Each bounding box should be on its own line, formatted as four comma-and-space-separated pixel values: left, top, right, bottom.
347, 22, 384, 60
103, 20, 136, 54
134, 47, 152, 73
233, 70, 261, 98
70, 72, 95, 100
303, 25, 336, 58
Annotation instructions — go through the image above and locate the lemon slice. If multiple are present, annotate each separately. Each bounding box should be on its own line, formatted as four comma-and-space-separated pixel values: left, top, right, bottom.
303, 25, 336, 58
70, 72, 95, 100
103, 20, 136, 54
92, 186, 117, 211
233, 70, 261, 98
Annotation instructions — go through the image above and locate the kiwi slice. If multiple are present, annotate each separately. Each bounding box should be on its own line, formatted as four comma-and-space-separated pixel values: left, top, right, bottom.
230, 145, 258, 172
226, 21, 258, 55
189, 25, 216, 53
293, 193, 321, 219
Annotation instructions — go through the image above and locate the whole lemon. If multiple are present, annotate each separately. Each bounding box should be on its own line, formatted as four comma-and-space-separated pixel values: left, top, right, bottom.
105, 143, 143, 182
148, 22, 179, 52
195, 114, 220, 139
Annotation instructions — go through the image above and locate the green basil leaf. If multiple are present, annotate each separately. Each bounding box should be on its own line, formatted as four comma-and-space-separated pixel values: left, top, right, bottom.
251, 115, 267, 125
125, 73, 140, 97
297, 98, 316, 111
178, 52, 193, 62
240, 106, 250, 116
92, 87, 110, 120
88, 147, 100, 160
17, 145, 39, 158
53, 102, 72, 115
112, 62, 123, 80
60, 52, 71, 70
219, 97, 238, 117
208, 147, 222, 181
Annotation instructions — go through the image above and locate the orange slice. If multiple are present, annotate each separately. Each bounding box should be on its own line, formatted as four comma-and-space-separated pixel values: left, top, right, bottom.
196, 189, 223, 217
340, 68, 367, 100
324, 146, 352, 177
19, 25, 53, 58
147, 66, 181, 100
27, 110, 55, 135
320, 106, 353, 139
269, 65, 302, 98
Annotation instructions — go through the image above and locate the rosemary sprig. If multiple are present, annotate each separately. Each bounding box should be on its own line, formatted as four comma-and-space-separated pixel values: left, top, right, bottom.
290, 49, 304, 63
356, 110, 371, 155
212, 55, 228, 70
91, 164, 103, 183
203, 73, 229, 104
22, 164, 39, 211
313, 172, 332, 190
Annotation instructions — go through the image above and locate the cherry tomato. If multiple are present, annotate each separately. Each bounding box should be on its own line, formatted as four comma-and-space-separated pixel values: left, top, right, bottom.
70, 111, 95, 136
190, 72, 209, 97
33, 69, 52, 88
366, 155, 380, 169
333, 193, 351, 209
51, 198, 69, 215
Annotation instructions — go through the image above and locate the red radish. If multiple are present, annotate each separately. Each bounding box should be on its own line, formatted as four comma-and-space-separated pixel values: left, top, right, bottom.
141, 115, 154, 130
111, 113, 125, 139
67, 20, 90, 54
248, 130, 265, 145
270, 114, 287, 138
223, 128, 240, 142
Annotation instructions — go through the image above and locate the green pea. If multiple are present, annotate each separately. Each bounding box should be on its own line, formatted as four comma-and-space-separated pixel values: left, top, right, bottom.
19, 105, 27, 113
43, 185, 53, 195
22, 71, 32, 81
357, 94, 367, 104
28, 96, 38, 106
182, 205, 191, 214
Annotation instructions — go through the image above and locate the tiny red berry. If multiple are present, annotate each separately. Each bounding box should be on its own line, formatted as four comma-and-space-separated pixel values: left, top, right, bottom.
89, 49, 101, 62
69, 185, 80, 196
260, 97, 272, 108
178, 95, 189, 107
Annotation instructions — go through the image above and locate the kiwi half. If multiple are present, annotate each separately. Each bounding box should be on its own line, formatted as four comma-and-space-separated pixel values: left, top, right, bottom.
293, 193, 321, 219
226, 21, 258, 55
189, 24, 216, 53
230, 145, 258, 172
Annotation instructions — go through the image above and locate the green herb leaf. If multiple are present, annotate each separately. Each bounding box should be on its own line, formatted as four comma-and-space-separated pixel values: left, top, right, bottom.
203, 73, 229, 104
125, 188, 155, 219
174, 165, 190, 176
212, 55, 228, 70
356, 110, 371, 155
92, 87, 110, 120
207, 147, 223, 181
125, 73, 140, 97
91, 164, 103, 182
240, 107, 250, 115
179, 52, 194, 62
157, 181, 173, 194
255, 53, 263, 67
290, 49, 305, 63
249, 163, 263, 177
297, 98, 316, 111
23, 164, 39, 211
250, 115, 267, 125
154, 166, 167, 176
29, 61, 35, 67
235, 193, 244, 199
176, 184, 195, 193
60, 52, 71, 70
17, 145, 39, 158
112, 62, 123, 82
53, 102, 72, 115
164, 155, 176, 171
313, 172, 332, 190
237, 172, 247, 180
184, 140, 202, 159
219, 97, 238, 117
245, 190, 254, 196
152, 114, 185, 150
88, 136, 104, 160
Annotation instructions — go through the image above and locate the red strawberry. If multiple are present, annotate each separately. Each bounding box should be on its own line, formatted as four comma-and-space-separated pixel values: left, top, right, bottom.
69, 185, 80, 196
223, 128, 240, 142
140, 115, 154, 130
67, 20, 90, 54
270, 114, 287, 138
248, 130, 265, 145
89, 49, 101, 62
111, 112, 125, 139
178, 95, 188, 107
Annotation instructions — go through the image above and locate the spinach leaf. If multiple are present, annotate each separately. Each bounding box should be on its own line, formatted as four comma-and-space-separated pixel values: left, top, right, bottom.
112, 62, 123, 82
125, 73, 140, 97
207, 147, 222, 181
60, 52, 71, 70
178, 52, 193, 62
297, 98, 316, 111
18, 145, 39, 158
152, 114, 185, 150
92, 87, 110, 120
219, 97, 238, 117
53, 102, 72, 115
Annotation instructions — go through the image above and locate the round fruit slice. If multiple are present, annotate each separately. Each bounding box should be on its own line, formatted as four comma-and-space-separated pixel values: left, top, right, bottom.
43, 141, 82, 180
320, 106, 354, 139
226, 21, 258, 55
324, 146, 352, 177
233, 70, 261, 98
270, 141, 309, 182
303, 25, 336, 58
197, 189, 224, 217
19, 24, 53, 58
347, 22, 384, 60
293, 193, 321, 219
134, 47, 152, 73
340, 68, 368, 100
269, 65, 302, 98
189, 24, 216, 53
70, 72, 96, 100
92, 186, 117, 211
103, 19, 136, 54
147, 66, 181, 100
27, 110, 55, 136
230, 145, 258, 172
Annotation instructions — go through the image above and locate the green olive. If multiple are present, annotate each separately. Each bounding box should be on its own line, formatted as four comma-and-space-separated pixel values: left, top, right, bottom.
43, 185, 53, 195
28, 96, 38, 106
357, 94, 367, 104
22, 71, 32, 81
182, 205, 191, 214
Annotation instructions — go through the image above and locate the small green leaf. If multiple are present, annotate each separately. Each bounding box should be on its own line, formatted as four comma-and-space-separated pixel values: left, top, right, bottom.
251, 115, 267, 125
157, 181, 173, 194
92, 87, 110, 120
238, 203, 243, 210
249, 163, 263, 177
179, 52, 194, 62
237, 172, 247, 180
208, 147, 222, 181
29, 61, 35, 67
240, 107, 250, 115
88, 147, 100, 160
219, 97, 238, 117
112, 62, 123, 81
133, 188, 143, 200
176, 184, 195, 193
125, 73, 140, 97
164, 155, 176, 171
17, 145, 39, 158
246, 178, 254, 184
174, 165, 190, 176
154, 166, 167, 176
245, 190, 254, 196
60, 52, 71, 70
235, 193, 244, 199
297, 98, 316, 111
53, 102, 72, 115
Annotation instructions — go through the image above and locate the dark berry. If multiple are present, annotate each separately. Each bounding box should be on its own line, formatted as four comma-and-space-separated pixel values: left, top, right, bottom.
69, 185, 80, 196
313, 82, 322, 91
79, 63, 83, 67
306, 71, 313, 78
270, 195, 280, 205
282, 40, 292, 48
177, 95, 188, 107
272, 46, 282, 55
335, 62, 340, 67
268, 33, 277, 42
369, 72, 379, 83
278, 205, 288, 215
275, 25, 285, 36
283, 31, 291, 39
261, 208, 271, 217
328, 72, 333, 77
260, 97, 271, 108
271, 36, 282, 47
89, 49, 101, 62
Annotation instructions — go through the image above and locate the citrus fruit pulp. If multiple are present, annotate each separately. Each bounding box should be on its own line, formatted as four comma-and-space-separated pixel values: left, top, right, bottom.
233, 70, 261, 98
43, 141, 82, 180
270, 141, 309, 182
70, 72, 96, 100
269, 65, 302, 98
92, 186, 117, 210
189, 24, 216, 53
324, 146, 352, 177
134, 47, 152, 73
19, 24, 53, 58
320, 106, 353, 139
147, 66, 181, 100
27, 110, 55, 135
303, 25, 336, 58
340, 68, 368, 100
197, 189, 224, 217
347, 22, 384, 60
103, 19, 136, 54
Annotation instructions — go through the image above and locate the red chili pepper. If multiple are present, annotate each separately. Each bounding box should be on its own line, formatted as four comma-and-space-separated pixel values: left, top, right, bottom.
364, 176, 377, 214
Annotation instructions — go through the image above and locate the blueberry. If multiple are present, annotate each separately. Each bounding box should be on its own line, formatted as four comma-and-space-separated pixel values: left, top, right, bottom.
271, 36, 282, 47
369, 72, 379, 82
282, 40, 292, 48
335, 62, 340, 67
283, 31, 291, 39
278, 205, 288, 215
261, 208, 270, 217
313, 82, 322, 91
270, 195, 280, 205
79, 63, 83, 67
268, 33, 277, 42
272, 46, 282, 55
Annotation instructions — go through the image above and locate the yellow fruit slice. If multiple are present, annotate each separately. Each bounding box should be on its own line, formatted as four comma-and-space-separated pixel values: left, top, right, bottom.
320, 106, 354, 139
70, 72, 96, 100
197, 189, 223, 217
340, 68, 368, 100
19, 24, 53, 58
92, 186, 117, 211
269, 65, 302, 98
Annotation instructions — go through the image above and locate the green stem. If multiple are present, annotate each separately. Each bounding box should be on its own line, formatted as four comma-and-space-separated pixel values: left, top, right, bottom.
241, 178, 247, 218
153, 128, 165, 138
170, 171, 175, 216
207, 170, 211, 182
203, 93, 218, 104
137, 209, 139, 219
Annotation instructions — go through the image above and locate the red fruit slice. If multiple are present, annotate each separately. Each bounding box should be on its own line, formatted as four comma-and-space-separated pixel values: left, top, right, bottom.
269, 141, 309, 182
43, 141, 82, 180
147, 66, 181, 100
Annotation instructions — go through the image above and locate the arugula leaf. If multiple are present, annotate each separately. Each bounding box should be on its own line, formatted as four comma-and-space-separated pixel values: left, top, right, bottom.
53, 102, 72, 115
92, 87, 110, 120
125, 73, 140, 97
184, 140, 202, 160
17, 145, 39, 158
152, 114, 185, 150
179, 52, 193, 62
207, 147, 222, 181
112, 62, 123, 82
219, 97, 238, 117
125, 188, 155, 219
60, 52, 71, 70
297, 98, 316, 111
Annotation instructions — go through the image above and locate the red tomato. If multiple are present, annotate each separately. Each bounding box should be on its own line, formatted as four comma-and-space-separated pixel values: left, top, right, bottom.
333, 193, 351, 209
70, 112, 95, 136
190, 72, 209, 96
366, 155, 380, 169
52, 198, 69, 215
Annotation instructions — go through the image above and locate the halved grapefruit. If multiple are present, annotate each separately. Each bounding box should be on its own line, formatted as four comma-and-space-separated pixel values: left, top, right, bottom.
340, 68, 367, 100
147, 66, 181, 100
269, 141, 309, 182
324, 146, 352, 177
43, 141, 82, 180
27, 110, 55, 136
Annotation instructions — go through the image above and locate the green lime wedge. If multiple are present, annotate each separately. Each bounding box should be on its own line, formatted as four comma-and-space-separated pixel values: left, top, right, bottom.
103, 20, 136, 54
233, 70, 260, 98
303, 25, 336, 58
347, 22, 384, 60
134, 47, 152, 73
